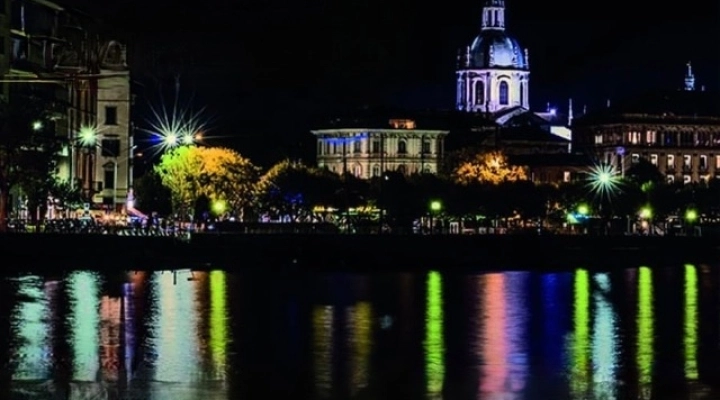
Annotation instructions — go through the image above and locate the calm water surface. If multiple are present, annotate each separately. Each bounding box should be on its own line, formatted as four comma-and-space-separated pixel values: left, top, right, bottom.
2, 266, 720, 399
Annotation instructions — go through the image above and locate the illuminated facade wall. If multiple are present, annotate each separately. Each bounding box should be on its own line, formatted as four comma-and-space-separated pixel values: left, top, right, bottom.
312, 125, 448, 178
90, 64, 134, 210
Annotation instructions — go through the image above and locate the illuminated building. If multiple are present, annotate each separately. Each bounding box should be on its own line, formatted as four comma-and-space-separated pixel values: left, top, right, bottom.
0, 0, 133, 210
573, 64, 720, 184
455, 0, 529, 113
312, 117, 448, 178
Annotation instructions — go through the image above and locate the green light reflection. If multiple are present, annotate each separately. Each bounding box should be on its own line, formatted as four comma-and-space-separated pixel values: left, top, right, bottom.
424, 271, 445, 398
569, 268, 590, 398
684, 264, 698, 380
637, 267, 654, 386
12, 276, 51, 380
209, 270, 228, 381
68, 271, 101, 381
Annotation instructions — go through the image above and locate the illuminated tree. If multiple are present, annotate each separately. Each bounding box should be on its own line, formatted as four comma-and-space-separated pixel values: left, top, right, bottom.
154, 146, 259, 219
453, 151, 527, 185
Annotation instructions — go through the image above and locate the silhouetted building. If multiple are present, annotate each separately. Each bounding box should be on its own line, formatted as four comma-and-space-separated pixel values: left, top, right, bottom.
0, 0, 133, 212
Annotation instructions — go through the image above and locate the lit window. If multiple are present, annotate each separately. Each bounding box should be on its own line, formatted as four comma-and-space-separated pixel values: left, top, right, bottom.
646, 130, 656, 144
499, 81, 509, 105
667, 175, 675, 184
683, 175, 691, 184
631, 153, 640, 164
649, 154, 658, 165
594, 135, 603, 144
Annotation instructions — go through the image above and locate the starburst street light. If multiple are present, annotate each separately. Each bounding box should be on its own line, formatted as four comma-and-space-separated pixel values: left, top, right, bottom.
143, 96, 210, 153
587, 163, 622, 199
78, 125, 98, 147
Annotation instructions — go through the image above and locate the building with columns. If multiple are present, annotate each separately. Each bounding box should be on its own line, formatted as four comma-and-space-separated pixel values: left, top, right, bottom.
312, 117, 448, 179
456, 0, 529, 113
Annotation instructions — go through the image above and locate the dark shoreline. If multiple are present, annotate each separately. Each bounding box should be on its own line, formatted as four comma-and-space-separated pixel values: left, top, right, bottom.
2, 232, 719, 272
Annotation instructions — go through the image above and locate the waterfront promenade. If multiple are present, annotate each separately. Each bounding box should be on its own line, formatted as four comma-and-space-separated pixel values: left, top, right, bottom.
2, 232, 719, 271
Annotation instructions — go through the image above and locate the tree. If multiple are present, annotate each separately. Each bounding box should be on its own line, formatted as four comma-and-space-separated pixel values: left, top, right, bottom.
453, 150, 528, 185
0, 92, 63, 231
133, 170, 172, 215
154, 146, 259, 219
256, 160, 340, 221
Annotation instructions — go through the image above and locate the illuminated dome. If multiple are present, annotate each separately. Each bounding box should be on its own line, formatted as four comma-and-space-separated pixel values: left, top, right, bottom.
469, 31, 527, 70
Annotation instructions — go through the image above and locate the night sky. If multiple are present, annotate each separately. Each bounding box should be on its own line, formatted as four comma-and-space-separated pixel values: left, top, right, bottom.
68, 0, 719, 163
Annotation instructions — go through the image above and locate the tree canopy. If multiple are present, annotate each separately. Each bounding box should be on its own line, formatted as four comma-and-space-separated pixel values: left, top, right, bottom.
453, 150, 528, 185
154, 146, 259, 217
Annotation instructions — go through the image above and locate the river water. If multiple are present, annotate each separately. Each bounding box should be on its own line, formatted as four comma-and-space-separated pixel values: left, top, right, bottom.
1, 266, 720, 399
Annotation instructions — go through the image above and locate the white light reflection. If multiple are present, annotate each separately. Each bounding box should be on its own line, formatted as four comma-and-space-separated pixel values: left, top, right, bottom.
148, 271, 200, 382
592, 273, 617, 399
11, 275, 52, 380
67, 271, 101, 381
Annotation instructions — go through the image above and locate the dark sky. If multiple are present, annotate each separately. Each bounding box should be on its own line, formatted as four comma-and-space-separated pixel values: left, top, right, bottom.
67, 0, 719, 162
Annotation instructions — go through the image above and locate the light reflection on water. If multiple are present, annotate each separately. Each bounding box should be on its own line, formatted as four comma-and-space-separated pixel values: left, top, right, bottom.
3, 265, 719, 399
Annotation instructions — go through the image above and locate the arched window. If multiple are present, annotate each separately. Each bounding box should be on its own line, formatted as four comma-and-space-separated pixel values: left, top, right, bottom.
475, 81, 484, 105
499, 81, 509, 105
397, 164, 406, 175
397, 140, 407, 154
519, 82, 524, 107
353, 164, 362, 178
372, 164, 381, 177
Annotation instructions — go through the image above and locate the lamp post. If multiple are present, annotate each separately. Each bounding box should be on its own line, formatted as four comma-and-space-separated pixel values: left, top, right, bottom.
429, 200, 442, 234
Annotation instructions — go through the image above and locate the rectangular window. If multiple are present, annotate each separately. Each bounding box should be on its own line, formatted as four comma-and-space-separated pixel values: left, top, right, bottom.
422, 140, 431, 154
372, 140, 380, 154
667, 154, 675, 168
715, 155, 720, 169
105, 106, 117, 125
594, 135, 603, 144
699, 155, 707, 169
683, 154, 692, 167
353, 140, 361, 154
650, 154, 658, 166
646, 130, 657, 144
667, 175, 674, 184
101, 139, 120, 157
104, 169, 115, 189
631, 153, 640, 164
683, 175, 691, 184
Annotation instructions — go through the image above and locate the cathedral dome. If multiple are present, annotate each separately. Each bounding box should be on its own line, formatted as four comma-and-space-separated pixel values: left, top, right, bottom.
469, 30, 527, 70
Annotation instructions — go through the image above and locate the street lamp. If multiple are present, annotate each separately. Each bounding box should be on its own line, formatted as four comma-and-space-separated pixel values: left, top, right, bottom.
429, 200, 442, 234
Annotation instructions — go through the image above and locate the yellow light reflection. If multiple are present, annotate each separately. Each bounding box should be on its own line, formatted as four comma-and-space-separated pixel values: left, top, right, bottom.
424, 270, 445, 399
479, 273, 507, 394
348, 301, 373, 395
67, 271, 100, 381
569, 268, 590, 398
592, 273, 617, 399
313, 305, 334, 397
11, 275, 51, 380
684, 264, 698, 380
150, 271, 200, 382
209, 270, 229, 381
637, 267, 654, 388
